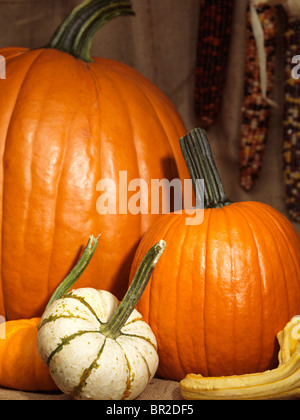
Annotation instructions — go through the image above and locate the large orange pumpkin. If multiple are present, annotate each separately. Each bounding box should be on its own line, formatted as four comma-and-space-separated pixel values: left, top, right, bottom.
129, 128, 300, 381
0, 0, 187, 320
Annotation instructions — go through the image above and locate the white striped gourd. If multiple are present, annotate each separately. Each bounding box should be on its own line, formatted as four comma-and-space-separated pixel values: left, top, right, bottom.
37, 236, 165, 400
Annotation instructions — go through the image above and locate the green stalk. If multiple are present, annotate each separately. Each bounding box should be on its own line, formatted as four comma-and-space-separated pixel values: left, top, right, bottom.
180, 128, 232, 209
45, 235, 100, 310
45, 236, 165, 341
100, 240, 166, 339
47, 0, 135, 62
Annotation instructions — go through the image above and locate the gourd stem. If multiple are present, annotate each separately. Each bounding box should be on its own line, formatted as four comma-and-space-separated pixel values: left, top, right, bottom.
180, 128, 232, 209
100, 240, 166, 339
45, 235, 100, 310
47, 0, 135, 62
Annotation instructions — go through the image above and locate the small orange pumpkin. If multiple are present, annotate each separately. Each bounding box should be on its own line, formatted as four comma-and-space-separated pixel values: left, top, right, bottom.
0, 0, 187, 320
0, 318, 57, 391
130, 128, 300, 381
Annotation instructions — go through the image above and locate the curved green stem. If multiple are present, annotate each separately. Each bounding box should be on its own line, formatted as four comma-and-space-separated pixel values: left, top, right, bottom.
46, 235, 100, 310
101, 240, 166, 339
180, 128, 232, 209
48, 0, 135, 62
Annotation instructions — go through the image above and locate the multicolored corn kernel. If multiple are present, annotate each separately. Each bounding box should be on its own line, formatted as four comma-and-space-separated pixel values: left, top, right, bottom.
239, 3, 277, 191
283, 18, 300, 222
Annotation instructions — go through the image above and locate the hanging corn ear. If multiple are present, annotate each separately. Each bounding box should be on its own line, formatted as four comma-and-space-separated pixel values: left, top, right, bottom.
239, 2, 277, 191
194, 0, 235, 129
283, 16, 300, 222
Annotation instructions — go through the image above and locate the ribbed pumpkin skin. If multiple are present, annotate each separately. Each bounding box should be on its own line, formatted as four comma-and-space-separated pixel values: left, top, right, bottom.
0, 47, 188, 321
129, 201, 300, 381
0, 318, 57, 391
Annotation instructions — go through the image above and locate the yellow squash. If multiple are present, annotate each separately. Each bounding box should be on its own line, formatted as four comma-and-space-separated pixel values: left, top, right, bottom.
180, 316, 300, 400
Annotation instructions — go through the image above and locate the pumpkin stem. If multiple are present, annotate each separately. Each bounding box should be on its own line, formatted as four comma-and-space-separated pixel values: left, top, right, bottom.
45, 235, 100, 310
47, 0, 135, 62
180, 128, 232, 209
100, 240, 166, 339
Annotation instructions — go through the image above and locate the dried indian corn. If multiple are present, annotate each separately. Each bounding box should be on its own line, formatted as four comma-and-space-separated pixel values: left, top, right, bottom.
283, 17, 300, 222
239, 3, 277, 191
194, 0, 235, 129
